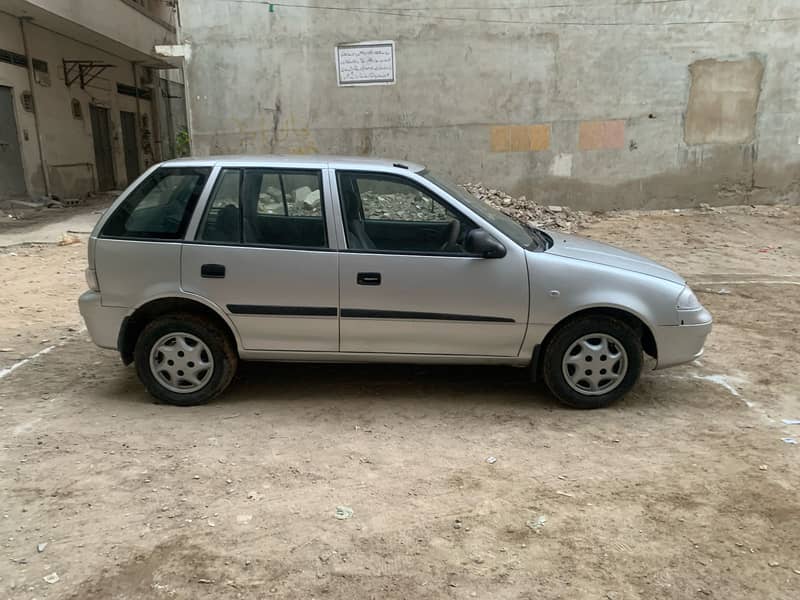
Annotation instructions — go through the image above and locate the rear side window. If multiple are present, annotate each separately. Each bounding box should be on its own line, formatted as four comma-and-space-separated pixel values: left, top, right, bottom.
101, 167, 211, 239
198, 168, 327, 248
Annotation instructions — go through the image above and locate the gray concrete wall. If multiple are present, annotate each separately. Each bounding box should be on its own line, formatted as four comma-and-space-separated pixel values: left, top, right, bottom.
18, 0, 176, 60
179, 1, 800, 209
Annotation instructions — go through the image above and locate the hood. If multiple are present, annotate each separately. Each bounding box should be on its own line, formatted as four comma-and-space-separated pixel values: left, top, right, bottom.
543, 231, 685, 284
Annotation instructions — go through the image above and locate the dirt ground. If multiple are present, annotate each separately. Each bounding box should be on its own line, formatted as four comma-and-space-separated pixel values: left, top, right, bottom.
1, 202, 799, 599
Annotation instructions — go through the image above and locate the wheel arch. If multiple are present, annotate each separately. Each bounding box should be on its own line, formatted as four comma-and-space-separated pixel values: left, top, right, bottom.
531, 306, 657, 381
118, 295, 240, 365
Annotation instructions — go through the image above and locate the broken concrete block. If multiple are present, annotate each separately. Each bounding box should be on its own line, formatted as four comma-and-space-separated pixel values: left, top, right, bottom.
293, 186, 312, 204
58, 233, 82, 246
265, 186, 283, 201
303, 189, 321, 209
259, 201, 282, 214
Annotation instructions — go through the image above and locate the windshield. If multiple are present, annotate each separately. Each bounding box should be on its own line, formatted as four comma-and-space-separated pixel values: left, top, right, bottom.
420, 170, 534, 248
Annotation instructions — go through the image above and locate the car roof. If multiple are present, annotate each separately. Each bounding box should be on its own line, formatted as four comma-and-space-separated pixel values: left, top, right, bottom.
160, 154, 426, 172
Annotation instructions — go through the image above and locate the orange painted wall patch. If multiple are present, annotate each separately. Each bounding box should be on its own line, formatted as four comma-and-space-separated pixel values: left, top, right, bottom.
579, 120, 625, 150
490, 124, 551, 152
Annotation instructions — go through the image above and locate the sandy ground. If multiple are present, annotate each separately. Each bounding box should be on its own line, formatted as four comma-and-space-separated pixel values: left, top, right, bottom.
1, 203, 799, 599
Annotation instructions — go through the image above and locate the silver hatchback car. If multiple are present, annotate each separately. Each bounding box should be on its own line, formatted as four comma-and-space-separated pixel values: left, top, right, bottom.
79, 155, 712, 409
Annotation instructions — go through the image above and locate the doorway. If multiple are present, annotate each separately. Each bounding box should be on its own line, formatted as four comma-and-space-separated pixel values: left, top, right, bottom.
0, 86, 27, 196
120, 110, 140, 184
90, 105, 115, 190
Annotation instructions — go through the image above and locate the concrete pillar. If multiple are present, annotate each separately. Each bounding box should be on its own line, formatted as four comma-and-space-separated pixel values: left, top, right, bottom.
19, 17, 50, 196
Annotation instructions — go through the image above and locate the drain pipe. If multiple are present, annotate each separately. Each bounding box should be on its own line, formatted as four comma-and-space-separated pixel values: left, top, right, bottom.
19, 17, 50, 196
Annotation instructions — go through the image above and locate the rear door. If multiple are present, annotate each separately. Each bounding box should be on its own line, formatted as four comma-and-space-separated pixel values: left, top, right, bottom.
181, 166, 339, 352
335, 170, 529, 356
94, 166, 212, 309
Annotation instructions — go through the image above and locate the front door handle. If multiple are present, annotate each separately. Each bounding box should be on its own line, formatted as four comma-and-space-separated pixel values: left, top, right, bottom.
357, 272, 381, 286
201, 264, 226, 278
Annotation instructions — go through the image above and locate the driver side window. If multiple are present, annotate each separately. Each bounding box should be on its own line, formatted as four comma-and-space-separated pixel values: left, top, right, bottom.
338, 172, 475, 254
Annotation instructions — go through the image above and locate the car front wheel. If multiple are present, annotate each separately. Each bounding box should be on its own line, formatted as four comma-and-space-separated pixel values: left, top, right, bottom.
542, 315, 643, 409
134, 314, 237, 406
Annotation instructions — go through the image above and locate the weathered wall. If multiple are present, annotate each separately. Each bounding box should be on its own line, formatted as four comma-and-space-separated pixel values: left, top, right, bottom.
0, 12, 156, 196
19, 0, 176, 59
157, 69, 188, 159
179, 1, 800, 209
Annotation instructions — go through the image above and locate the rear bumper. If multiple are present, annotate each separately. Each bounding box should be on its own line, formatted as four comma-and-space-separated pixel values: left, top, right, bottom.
78, 291, 127, 350
653, 319, 712, 369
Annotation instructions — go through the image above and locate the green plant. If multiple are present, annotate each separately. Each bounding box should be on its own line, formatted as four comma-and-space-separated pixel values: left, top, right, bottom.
175, 127, 191, 157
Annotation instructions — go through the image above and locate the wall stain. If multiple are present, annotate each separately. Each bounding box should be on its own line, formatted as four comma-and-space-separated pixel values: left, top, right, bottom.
270, 96, 282, 153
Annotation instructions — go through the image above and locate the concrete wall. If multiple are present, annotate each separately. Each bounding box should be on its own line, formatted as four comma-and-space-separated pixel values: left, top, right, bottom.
125, 0, 176, 25
0, 16, 41, 196
179, 0, 800, 209
0, 12, 157, 196
157, 72, 188, 159
20, 0, 176, 58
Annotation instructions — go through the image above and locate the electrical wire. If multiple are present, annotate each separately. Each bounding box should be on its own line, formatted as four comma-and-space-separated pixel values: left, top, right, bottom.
249, 0, 696, 9
227, 0, 692, 9
227, 0, 800, 26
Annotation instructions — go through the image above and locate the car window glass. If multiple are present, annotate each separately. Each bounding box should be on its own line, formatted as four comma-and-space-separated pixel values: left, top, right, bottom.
198, 168, 327, 248
338, 172, 476, 253
256, 173, 284, 215
421, 170, 534, 248
101, 167, 211, 239
357, 178, 448, 222
198, 169, 241, 243
283, 173, 323, 217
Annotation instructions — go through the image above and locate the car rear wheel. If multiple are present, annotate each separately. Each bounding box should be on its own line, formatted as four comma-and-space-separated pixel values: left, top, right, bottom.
134, 313, 237, 406
542, 315, 643, 409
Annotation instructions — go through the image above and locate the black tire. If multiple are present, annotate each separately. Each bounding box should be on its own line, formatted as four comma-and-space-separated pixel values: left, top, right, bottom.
134, 313, 238, 406
541, 315, 643, 409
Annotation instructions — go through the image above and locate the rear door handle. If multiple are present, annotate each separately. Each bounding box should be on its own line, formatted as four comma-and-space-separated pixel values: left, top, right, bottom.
357, 272, 381, 286
201, 264, 226, 278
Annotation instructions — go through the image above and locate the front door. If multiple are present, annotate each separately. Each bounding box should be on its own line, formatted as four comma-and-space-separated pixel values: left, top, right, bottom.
90, 105, 115, 190
0, 86, 26, 195
336, 171, 529, 356
181, 166, 339, 352
120, 111, 140, 185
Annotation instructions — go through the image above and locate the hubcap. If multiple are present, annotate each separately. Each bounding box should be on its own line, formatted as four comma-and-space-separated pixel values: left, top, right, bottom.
149, 332, 214, 394
561, 333, 628, 396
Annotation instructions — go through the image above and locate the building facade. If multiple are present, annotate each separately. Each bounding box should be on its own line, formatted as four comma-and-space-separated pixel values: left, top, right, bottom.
178, 0, 800, 209
0, 0, 187, 198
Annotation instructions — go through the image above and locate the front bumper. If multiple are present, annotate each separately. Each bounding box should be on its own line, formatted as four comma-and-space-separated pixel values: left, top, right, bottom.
78, 291, 127, 350
653, 318, 713, 369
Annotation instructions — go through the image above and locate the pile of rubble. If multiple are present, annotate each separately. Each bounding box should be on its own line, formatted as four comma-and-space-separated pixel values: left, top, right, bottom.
1, 191, 119, 222
360, 190, 447, 221
461, 182, 591, 232
338, 184, 591, 233
257, 185, 321, 216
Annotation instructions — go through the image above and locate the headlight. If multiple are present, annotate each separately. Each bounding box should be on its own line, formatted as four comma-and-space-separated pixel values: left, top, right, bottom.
677, 286, 701, 310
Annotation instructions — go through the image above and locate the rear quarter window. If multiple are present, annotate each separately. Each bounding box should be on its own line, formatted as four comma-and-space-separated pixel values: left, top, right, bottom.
100, 167, 212, 239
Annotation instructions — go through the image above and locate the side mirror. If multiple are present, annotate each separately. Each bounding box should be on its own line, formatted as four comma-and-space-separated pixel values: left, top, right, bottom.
465, 229, 507, 258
